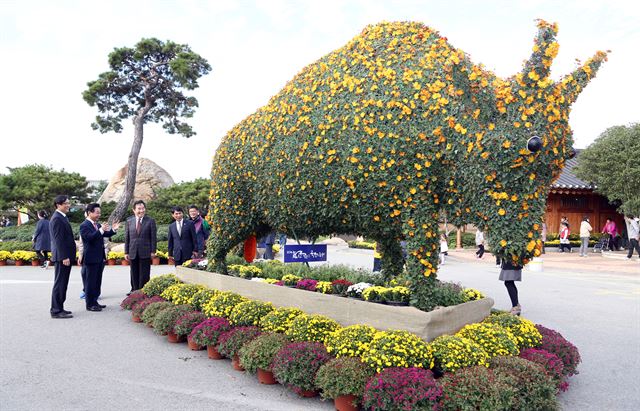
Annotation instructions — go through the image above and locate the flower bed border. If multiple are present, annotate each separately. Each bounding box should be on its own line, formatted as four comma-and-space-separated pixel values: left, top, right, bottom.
176, 266, 494, 341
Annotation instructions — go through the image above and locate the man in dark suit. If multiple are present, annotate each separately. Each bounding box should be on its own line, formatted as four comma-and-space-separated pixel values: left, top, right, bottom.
168, 206, 199, 266
79, 203, 119, 311
49, 195, 76, 319
125, 200, 157, 293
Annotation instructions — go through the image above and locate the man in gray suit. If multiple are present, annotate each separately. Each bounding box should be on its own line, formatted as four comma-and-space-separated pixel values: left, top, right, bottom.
124, 200, 157, 293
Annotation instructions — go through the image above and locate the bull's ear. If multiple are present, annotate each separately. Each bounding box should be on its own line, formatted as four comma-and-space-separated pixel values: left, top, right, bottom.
553, 50, 609, 106
517, 20, 559, 89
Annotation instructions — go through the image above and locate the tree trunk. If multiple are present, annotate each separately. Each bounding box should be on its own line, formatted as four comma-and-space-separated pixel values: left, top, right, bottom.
109, 115, 145, 223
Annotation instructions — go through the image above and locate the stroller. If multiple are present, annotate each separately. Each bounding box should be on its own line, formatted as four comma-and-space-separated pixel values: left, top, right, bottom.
592, 235, 609, 253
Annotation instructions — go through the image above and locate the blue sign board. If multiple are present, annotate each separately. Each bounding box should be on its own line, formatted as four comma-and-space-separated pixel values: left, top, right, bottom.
283, 244, 327, 263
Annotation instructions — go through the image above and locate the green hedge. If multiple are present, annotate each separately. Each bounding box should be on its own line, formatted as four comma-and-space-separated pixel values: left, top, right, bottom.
0, 241, 34, 252
0, 223, 169, 243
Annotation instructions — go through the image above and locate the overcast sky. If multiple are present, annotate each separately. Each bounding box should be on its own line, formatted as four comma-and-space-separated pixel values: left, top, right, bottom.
1, 0, 638, 182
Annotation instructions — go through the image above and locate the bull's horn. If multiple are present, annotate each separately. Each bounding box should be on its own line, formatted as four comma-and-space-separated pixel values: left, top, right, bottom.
554, 50, 609, 106
518, 20, 560, 88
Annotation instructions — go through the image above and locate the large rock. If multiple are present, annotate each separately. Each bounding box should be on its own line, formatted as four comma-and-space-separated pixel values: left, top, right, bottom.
99, 158, 174, 204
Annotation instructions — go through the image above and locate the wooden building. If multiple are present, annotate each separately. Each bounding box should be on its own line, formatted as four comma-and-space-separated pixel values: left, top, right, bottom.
545, 150, 624, 236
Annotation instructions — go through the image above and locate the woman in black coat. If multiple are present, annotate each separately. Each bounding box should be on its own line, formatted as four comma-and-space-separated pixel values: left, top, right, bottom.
32, 210, 51, 268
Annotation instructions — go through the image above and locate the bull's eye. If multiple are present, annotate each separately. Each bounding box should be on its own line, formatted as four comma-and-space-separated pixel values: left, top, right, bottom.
527, 135, 542, 153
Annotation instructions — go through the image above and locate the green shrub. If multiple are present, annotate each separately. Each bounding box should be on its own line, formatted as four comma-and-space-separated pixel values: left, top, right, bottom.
348, 240, 376, 249
489, 356, 559, 410
141, 301, 173, 325
152, 304, 194, 335
0, 241, 34, 251
315, 357, 374, 400
228, 300, 275, 326
238, 333, 290, 374
439, 365, 515, 411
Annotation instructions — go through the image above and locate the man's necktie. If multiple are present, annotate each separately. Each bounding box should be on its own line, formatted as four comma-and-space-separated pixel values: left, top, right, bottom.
136, 218, 141, 234
92, 221, 98, 231
177, 221, 182, 236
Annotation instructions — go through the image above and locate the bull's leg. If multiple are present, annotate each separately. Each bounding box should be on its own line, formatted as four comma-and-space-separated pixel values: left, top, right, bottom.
378, 239, 404, 281
403, 208, 440, 311
207, 221, 259, 275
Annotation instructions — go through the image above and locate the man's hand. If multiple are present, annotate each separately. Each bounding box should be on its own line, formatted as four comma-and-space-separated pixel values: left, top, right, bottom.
78, 256, 83, 265
125, 254, 130, 261
112, 222, 120, 231
102, 223, 111, 231
62, 258, 70, 266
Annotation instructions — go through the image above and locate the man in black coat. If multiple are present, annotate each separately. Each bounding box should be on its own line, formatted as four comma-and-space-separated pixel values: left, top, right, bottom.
32, 210, 51, 268
125, 200, 157, 293
49, 195, 76, 319
168, 206, 199, 266
79, 203, 118, 311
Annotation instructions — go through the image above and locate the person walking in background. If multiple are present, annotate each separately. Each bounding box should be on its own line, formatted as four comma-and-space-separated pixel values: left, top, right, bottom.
79, 203, 118, 312
541, 221, 547, 255
499, 259, 523, 316
32, 210, 51, 269
188, 205, 209, 257
579, 216, 592, 257
168, 206, 198, 266
601, 218, 618, 252
439, 234, 448, 265
624, 215, 640, 260
125, 200, 157, 294
559, 222, 571, 253
373, 242, 382, 272
49, 195, 76, 319
475, 229, 485, 259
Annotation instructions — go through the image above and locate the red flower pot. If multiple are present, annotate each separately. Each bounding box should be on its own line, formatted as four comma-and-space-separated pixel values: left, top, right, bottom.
152, 257, 160, 265
334, 394, 358, 411
121, 259, 130, 266
31, 260, 40, 266
187, 337, 204, 351
167, 331, 184, 343
232, 354, 244, 371
257, 368, 277, 385
0, 261, 6, 266
14, 260, 24, 266
207, 345, 223, 360
107, 259, 116, 266
298, 389, 319, 398
132, 313, 142, 323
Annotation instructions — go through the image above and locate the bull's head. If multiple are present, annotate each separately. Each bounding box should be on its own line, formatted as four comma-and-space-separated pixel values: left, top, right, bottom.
450, 20, 607, 264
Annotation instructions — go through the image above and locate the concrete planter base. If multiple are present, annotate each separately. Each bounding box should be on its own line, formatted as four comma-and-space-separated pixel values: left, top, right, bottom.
176, 266, 494, 341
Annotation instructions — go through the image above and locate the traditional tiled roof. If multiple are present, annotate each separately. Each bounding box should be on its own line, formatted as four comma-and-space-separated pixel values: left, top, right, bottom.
551, 149, 595, 190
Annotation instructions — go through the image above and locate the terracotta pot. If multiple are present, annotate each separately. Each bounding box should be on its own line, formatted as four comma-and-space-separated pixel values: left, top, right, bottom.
167, 331, 184, 343
132, 313, 142, 323
121, 259, 130, 266
152, 257, 160, 265
14, 260, 24, 266
232, 354, 244, 371
31, 260, 40, 266
0, 260, 6, 266
107, 259, 116, 266
334, 394, 358, 411
298, 389, 319, 398
207, 345, 223, 360
147, 322, 153, 328
168, 257, 175, 265
257, 368, 277, 385
187, 337, 204, 351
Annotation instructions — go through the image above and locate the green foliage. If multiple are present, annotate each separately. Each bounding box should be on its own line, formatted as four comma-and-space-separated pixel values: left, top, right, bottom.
152, 304, 194, 335
489, 356, 559, 411
83, 38, 211, 137
0, 164, 91, 219
146, 179, 211, 224
207, 20, 606, 304
238, 333, 290, 374
348, 240, 375, 249
190, 289, 219, 311
315, 357, 374, 400
574, 123, 640, 215
0, 240, 34, 251
141, 301, 173, 325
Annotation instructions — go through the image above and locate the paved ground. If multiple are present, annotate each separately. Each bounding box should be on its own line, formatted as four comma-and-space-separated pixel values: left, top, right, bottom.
1, 246, 638, 410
